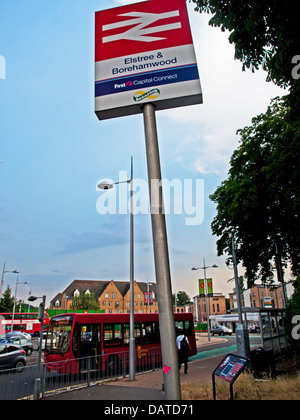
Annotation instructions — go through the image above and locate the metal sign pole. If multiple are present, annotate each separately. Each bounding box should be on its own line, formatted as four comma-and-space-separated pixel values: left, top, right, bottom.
142, 103, 181, 400
129, 156, 135, 381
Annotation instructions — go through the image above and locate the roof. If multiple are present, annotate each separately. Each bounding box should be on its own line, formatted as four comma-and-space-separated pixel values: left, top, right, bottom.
50, 279, 158, 305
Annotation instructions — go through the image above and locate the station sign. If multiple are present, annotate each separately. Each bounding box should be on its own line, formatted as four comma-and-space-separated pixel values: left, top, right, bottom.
95, 0, 202, 120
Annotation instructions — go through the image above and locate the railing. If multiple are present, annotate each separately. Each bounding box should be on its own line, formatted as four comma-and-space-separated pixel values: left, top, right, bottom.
0, 346, 162, 400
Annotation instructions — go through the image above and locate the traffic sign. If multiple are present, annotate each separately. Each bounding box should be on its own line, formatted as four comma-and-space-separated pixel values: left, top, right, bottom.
95, 0, 202, 120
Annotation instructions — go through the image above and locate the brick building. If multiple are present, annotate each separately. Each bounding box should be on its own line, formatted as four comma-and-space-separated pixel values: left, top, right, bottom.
229, 283, 291, 310
50, 279, 159, 314
193, 293, 227, 322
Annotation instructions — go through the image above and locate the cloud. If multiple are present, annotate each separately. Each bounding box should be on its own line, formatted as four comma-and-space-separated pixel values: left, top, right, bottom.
59, 230, 127, 255
59, 216, 151, 255
159, 11, 283, 176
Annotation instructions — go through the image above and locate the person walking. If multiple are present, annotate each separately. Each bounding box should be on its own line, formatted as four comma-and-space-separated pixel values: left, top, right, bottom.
176, 330, 191, 374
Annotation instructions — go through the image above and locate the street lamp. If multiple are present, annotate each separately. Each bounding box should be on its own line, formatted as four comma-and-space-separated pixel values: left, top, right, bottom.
0, 262, 19, 298
191, 259, 218, 341
97, 156, 135, 381
146, 280, 154, 313
11, 278, 29, 331
28, 294, 46, 399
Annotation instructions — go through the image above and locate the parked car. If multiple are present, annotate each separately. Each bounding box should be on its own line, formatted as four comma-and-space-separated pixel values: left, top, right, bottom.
211, 325, 233, 336
0, 343, 27, 372
0, 337, 33, 356
0, 331, 32, 341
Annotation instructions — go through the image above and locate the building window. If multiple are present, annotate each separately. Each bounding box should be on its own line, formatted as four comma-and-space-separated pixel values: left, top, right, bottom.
105, 293, 109, 298
112, 293, 117, 298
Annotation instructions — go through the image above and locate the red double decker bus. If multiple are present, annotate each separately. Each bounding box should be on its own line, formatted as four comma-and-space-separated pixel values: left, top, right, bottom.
44, 312, 196, 375
0, 312, 50, 336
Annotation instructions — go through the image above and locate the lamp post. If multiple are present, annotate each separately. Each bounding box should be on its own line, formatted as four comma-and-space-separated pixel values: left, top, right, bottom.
191, 259, 218, 341
0, 262, 19, 298
28, 294, 46, 399
98, 156, 135, 381
146, 280, 154, 313
11, 278, 29, 331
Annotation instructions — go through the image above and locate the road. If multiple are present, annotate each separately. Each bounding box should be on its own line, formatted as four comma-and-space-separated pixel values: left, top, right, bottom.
191, 334, 261, 362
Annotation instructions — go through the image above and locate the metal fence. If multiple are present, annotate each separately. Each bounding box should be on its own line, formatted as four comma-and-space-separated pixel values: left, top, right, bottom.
0, 346, 162, 400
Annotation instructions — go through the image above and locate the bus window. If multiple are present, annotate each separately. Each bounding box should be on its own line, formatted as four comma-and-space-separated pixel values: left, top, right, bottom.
141, 322, 159, 345
124, 323, 141, 346
46, 315, 73, 354
175, 320, 192, 336
103, 323, 122, 348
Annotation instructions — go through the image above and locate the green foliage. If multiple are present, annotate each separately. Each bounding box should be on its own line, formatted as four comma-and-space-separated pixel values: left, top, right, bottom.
71, 292, 100, 311
173, 291, 192, 306
0, 286, 15, 312
191, 0, 300, 118
191, 0, 300, 85
210, 97, 300, 285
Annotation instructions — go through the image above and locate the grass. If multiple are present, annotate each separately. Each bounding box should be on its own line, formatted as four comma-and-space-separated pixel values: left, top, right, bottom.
181, 372, 300, 400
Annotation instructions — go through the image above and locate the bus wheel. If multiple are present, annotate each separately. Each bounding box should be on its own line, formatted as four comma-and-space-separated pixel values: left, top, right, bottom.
106, 355, 120, 377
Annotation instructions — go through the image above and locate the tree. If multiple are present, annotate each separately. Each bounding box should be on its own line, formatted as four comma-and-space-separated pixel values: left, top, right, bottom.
210, 97, 300, 286
173, 291, 192, 306
0, 286, 14, 312
191, 0, 300, 112
71, 292, 100, 311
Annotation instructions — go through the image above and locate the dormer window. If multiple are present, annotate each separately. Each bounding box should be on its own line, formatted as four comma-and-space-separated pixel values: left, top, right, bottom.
74, 289, 80, 297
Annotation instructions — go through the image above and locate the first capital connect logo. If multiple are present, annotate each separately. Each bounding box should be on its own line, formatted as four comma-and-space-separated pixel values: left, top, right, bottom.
114, 81, 133, 89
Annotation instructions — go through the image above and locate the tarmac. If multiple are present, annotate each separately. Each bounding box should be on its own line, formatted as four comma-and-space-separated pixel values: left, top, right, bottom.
44, 334, 231, 401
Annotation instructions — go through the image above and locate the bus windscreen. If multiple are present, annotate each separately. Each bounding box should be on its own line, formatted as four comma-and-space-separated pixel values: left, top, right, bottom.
46, 315, 73, 354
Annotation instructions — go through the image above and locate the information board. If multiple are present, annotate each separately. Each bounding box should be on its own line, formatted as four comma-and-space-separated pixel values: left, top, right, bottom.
214, 354, 248, 384
212, 353, 248, 400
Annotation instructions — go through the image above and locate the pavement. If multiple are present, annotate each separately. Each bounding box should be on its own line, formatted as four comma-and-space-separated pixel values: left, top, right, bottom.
44, 334, 232, 401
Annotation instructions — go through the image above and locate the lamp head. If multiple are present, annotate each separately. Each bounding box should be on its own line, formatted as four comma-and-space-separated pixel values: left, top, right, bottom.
97, 181, 114, 190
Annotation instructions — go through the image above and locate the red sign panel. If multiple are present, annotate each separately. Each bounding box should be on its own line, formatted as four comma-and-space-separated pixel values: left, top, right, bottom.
95, 0, 193, 62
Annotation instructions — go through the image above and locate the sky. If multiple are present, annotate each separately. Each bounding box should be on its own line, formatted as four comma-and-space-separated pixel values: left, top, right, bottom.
0, 0, 285, 306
